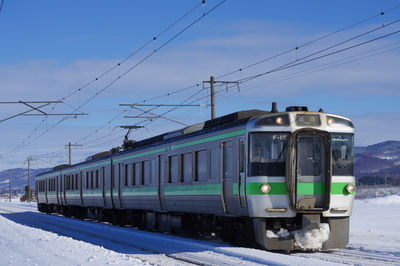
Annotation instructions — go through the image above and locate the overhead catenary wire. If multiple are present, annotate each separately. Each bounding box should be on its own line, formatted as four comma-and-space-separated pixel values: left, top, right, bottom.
237, 27, 400, 84
216, 3, 400, 79
0, 0, 5, 15
80, 3, 400, 145
34, 24, 400, 155
7, 2, 400, 166
0, 0, 227, 162
236, 40, 400, 94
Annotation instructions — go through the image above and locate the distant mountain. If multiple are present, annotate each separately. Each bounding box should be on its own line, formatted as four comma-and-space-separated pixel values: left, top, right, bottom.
355, 141, 400, 185
0, 168, 50, 193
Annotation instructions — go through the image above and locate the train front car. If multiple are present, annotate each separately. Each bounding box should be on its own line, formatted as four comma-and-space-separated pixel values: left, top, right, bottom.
246, 106, 355, 251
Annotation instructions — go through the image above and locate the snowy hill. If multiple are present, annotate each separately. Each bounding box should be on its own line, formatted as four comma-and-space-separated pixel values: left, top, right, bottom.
355, 140, 400, 185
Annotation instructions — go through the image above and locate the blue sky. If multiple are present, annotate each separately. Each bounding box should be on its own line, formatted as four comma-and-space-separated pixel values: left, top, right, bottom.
0, 0, 400, 169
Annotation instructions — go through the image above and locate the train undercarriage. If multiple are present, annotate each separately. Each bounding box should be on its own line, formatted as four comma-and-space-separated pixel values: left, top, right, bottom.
38, 203, 348, 251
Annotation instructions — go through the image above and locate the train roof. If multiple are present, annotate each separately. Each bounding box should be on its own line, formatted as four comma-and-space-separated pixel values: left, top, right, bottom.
37, 109, 268, 178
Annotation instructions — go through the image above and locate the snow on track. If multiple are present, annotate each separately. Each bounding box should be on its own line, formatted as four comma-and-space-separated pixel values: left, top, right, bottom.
293, 195, 400, 265
1, 196, 399, 265
0, 200, 337, 266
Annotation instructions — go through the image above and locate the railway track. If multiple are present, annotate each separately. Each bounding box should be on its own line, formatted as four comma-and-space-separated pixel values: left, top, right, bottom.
0, 205, 274, 266
3, 203, 396, 266
293, 242, 400, 265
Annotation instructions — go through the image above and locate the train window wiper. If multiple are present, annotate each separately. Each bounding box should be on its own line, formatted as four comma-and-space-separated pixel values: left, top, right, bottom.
332, 152, 342, 168
277, 140, 289, 161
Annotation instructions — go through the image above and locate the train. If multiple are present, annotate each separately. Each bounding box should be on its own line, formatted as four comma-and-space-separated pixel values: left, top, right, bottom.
36, 103, 355, 251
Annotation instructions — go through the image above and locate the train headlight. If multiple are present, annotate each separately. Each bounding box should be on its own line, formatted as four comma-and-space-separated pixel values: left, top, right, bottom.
260, 184, 271, 194
327, 118, 334, 126
276, 117, 284, 125
345, 184, 356, 194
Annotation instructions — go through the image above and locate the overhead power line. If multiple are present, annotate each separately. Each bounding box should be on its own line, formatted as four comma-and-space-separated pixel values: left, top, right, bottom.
216, 3, 400, 79
36, 2, 400, 152
0, 0, 226, 162
238, 27, 400, 84
14, 2, 400, 164
0, 0, 5, 15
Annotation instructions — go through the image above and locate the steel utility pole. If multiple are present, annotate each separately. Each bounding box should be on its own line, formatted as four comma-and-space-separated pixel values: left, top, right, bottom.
9, 170, 11, 202
210, 76, 216, 119
27, 157, 31, 202
65, 142, 83, 165
202, 76, 240, 119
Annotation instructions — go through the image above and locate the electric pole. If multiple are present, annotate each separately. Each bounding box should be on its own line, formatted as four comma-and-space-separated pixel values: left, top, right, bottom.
202, 76, 240, 119
210, 76, 216, 119
27, 157, 32, 202
9, 170, 11, 202
65, 142, 83, 165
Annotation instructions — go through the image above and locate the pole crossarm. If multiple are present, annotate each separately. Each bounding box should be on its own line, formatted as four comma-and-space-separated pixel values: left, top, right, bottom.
120, 104, 208, 107
128, 106, 189, 126
203, 76, 241, 119
65, 142, 83, 165
22, 113, 88, 116
124, 115, 160, 120
0, 100, 87, 123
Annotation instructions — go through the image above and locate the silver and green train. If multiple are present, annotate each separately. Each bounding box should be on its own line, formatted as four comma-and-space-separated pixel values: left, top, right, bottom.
36, 103, 355, 251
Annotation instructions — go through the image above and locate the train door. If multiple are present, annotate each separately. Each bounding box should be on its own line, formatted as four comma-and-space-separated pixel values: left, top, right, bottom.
45, 179, 48, 203
79, 171, 84, 206
222, 141, 235, 214
110, 159, 115, 209
63, 174, 67, 205
102, 167, 107, 208
116, 163, 122, 208
56, 176, 60, 205
238, 138, 247, 209
158, 155, 167, 210
294, 130, 331, 211
58, 173, 64, 205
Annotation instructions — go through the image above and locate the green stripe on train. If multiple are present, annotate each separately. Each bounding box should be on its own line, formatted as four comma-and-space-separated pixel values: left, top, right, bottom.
122, 187, 157, 196
246, 182, 355, 195
164, 184, 221, 196
174, 129, 246, 149
114, 147, 169, 163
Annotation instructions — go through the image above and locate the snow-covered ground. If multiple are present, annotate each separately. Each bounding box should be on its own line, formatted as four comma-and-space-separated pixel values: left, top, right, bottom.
0, 196, 399, 266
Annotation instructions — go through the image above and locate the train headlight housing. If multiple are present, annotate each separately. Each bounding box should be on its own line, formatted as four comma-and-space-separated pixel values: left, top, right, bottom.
260, 184, 271, 194
345, 184, 356, 194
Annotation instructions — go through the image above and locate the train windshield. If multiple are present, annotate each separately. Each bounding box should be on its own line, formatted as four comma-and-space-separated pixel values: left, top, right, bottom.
331, 134, 354, 176
249, 132, 289, 176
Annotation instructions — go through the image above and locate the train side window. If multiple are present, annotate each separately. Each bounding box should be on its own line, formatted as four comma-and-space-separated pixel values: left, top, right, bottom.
183, 153, 193, 182
169, 155, 179, 183
135, 162, 141, 186
124, 164, 128, 186
196, 150, 208, 181
223, 141, 233, 179
112, 166, 115, 188
91, 171, 94, 189
96, 170, 99, 188
144, 160, 150, 185
75, 174, 78, 190
210, 148, 219, 180
101, 167, 105, 188
239, 141, 245, 173
80, 172, 83, 190
151, 160, 156, 185
118, 164, 121, 188
132, 163, 136, 186
72, 175, 74, 190
86, 172, 89, 189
